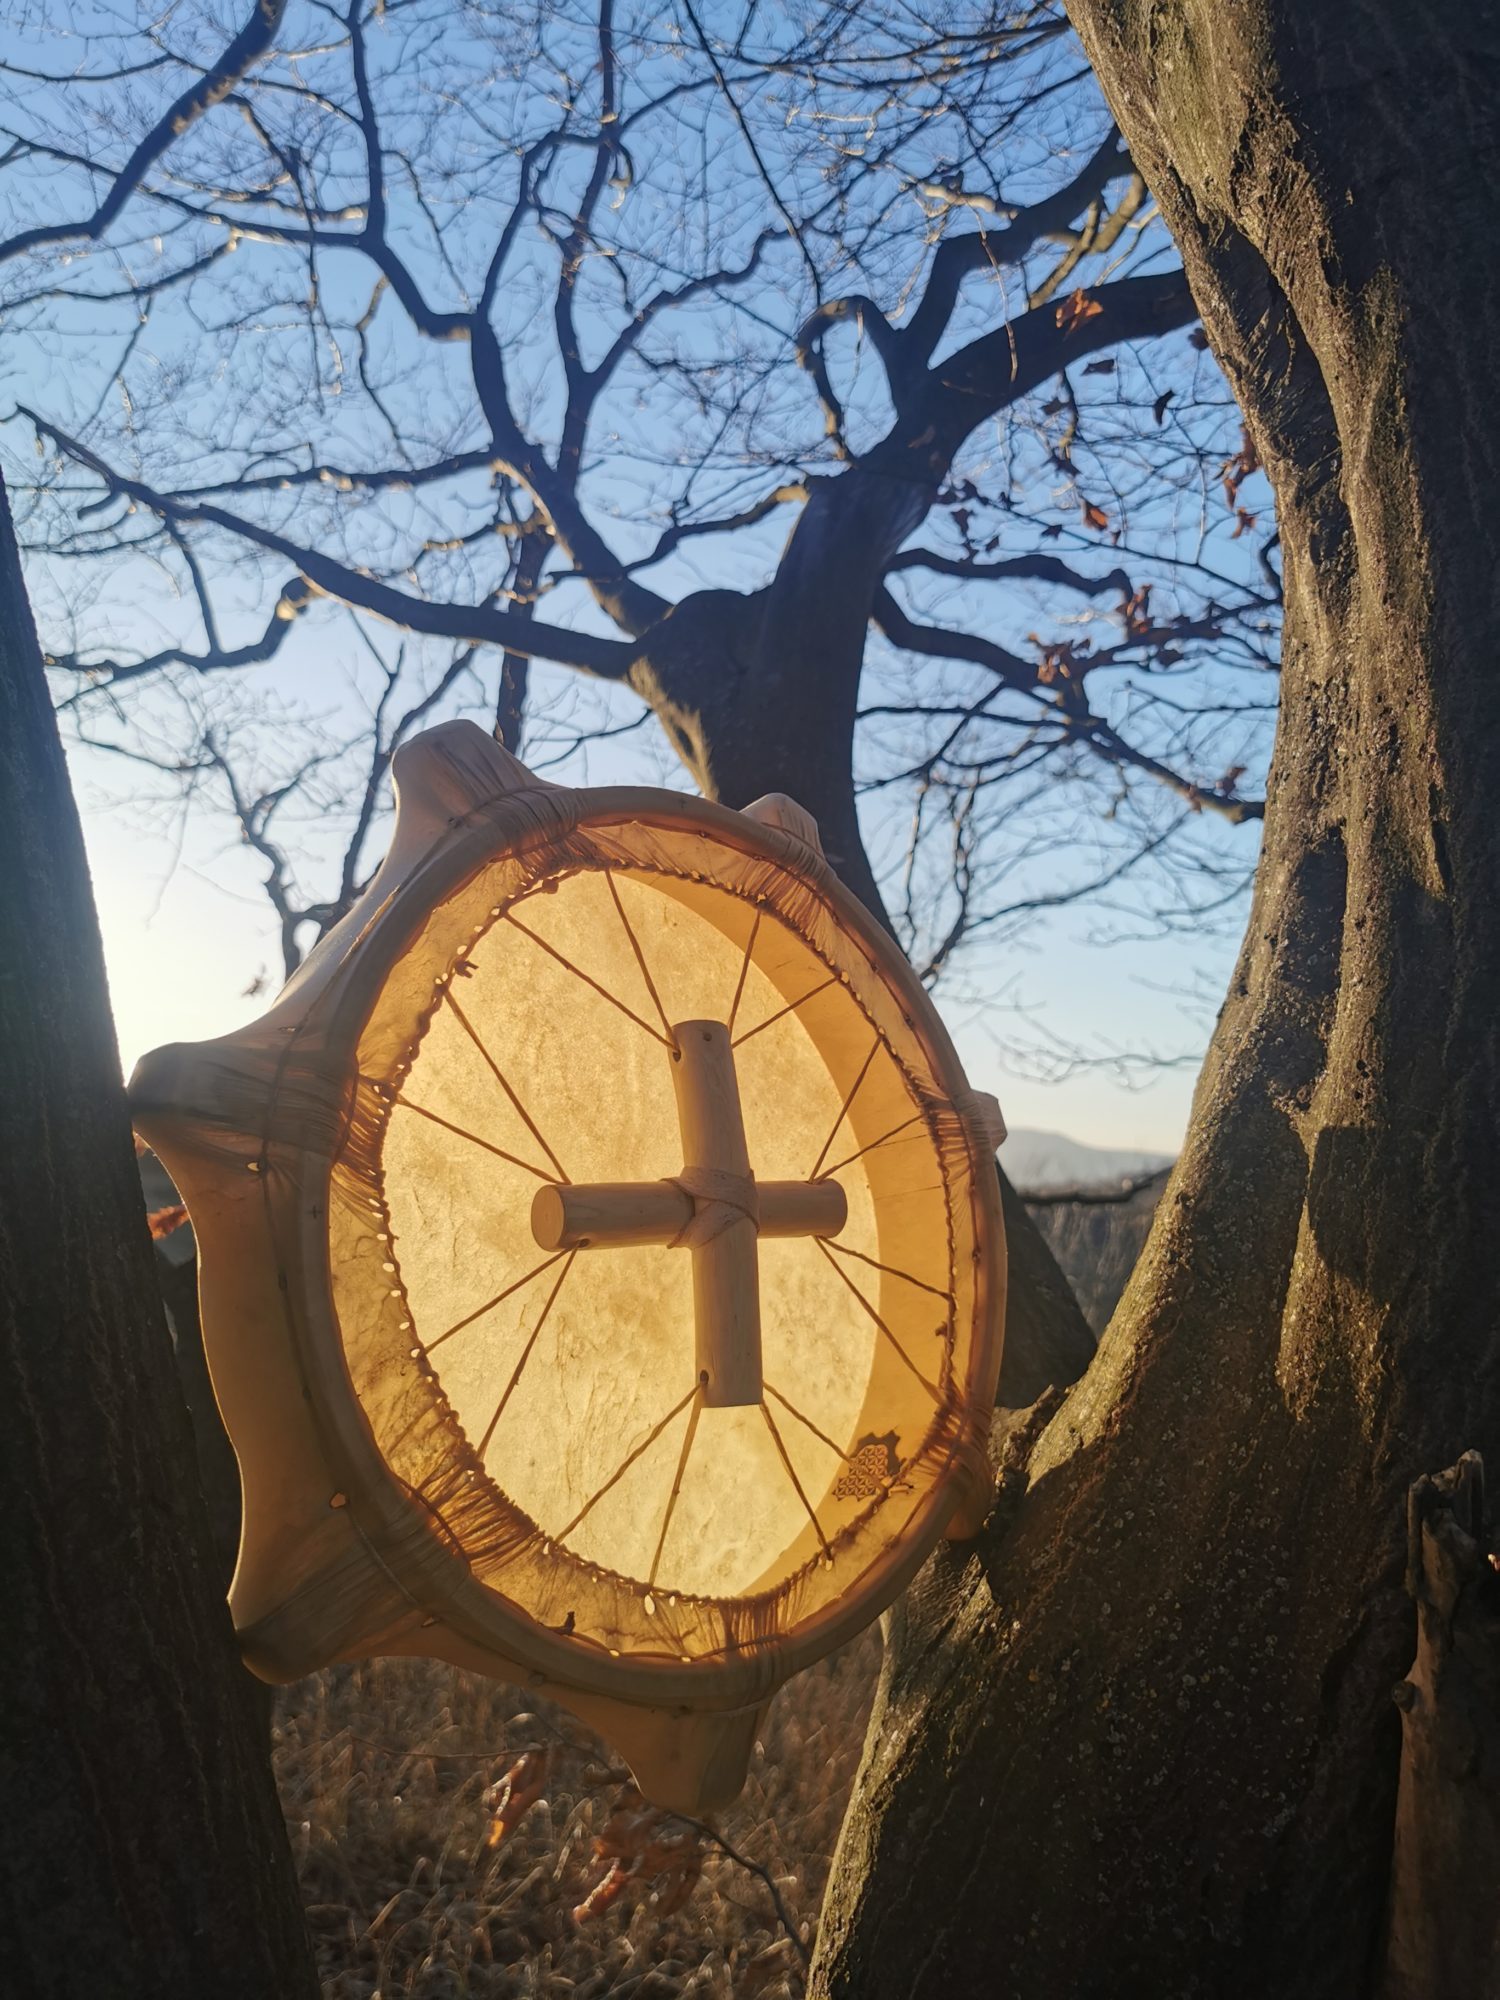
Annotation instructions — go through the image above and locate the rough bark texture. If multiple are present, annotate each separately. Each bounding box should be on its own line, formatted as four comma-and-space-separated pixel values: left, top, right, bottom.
1381, 1453, 1500, 2000
626, 573, 886, 919
813, 9, 1500, 1996
0, 474, 317, 1998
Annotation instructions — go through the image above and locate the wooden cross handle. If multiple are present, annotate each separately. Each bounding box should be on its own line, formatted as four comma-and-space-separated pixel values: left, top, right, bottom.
527, 1019, 850, 1410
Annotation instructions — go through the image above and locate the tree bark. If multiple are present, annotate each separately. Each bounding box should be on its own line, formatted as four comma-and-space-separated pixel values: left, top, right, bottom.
156, 1245, 243, 1594
813, 8, 1500, 1996
1380, 1453, 1500, 2000
625, 412, 1054, 912
0, 474, 316, 1998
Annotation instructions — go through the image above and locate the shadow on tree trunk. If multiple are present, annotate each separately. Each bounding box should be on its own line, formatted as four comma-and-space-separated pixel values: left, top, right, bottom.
1380, 1452, 1500, 2000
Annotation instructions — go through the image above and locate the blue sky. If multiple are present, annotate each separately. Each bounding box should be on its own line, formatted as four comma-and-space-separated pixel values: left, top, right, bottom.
3, 0, 1274, 1152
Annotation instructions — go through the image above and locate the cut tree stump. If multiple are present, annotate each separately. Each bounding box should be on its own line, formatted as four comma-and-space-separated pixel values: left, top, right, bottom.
1380, 1450, 1500, 2000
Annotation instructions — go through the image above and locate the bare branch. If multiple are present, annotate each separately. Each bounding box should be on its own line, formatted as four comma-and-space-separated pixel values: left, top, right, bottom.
587, 232, 778, 402
0, 0, 289, 264
902, 128, 1130, 365
796, 295, 907, 404
27, 411, 637, 682
51, 578, 313, 693
878, 270, 1198, 472
872, 589, 1266, 824
1081, 716, 1265, 824
886, 548, 1132, 597
871, 586, 1036, 693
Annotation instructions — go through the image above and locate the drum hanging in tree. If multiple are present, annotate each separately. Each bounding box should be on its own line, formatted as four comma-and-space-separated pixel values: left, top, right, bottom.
131, 722, 1007, 1810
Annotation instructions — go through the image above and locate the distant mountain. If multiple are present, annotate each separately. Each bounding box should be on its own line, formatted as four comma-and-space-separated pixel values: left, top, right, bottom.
1003, 1127, 1174, 1192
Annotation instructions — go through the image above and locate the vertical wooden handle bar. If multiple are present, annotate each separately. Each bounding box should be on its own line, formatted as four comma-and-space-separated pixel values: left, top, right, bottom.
671, 1020, 762, 1408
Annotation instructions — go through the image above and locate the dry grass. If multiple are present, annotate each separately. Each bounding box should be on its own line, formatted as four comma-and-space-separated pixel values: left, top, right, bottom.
273, 1632, 880, 1998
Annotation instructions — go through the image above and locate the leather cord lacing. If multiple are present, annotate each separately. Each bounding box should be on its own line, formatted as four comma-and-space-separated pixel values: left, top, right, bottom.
661, 1166, 760, 1248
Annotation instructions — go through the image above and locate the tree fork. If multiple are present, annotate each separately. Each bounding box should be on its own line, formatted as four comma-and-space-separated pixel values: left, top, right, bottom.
813, 6, 1500, 1995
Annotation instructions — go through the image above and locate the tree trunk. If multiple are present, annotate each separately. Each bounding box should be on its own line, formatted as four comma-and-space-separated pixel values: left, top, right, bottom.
625, 434, 955, 920
0, 474, 316, 1998
156, 1245, 244, 1594
1381, 1453, 1500, 2000
813, 8, 1500, 1996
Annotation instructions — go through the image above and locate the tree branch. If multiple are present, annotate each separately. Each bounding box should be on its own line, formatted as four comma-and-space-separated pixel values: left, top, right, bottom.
0, 0, 289, 264
796, 294, 908, 406
169, 449, 496, 504
587, 231, 777, 401
27, 411, 638, 682
902, 128, 1130, 366
566, 482, 811, 581
1080, 716, 1265, 824
871, 588, 1265, 824
886, 548, 1133, 597
871, 586, 1036, 692
895, 269, 1198, 466
52, 577, 313, 694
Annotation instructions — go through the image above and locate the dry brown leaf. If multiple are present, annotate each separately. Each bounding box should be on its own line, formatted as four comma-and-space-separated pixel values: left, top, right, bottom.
1035, 638, 1094, 686
573, 1783, 704, 1926
482, 1746, 552, 1848
1055, 288, 1104, 335
1121, 585, 1153, 638
1221, 425, 1262, 509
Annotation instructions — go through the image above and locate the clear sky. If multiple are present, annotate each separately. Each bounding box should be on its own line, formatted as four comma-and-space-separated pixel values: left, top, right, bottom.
75, 720, 1247, 1156
6, 0, 1272, 1156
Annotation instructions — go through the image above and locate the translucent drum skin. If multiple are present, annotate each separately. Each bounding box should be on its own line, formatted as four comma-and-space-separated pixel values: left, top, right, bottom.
131, 721, 1006, 1810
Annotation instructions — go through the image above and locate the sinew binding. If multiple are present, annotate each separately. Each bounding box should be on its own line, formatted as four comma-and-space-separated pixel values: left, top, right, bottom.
131, 721, 1007, 1811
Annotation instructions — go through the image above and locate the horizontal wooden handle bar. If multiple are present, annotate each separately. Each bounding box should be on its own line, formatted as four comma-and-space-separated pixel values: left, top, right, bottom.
530, 1177, 847, 1252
